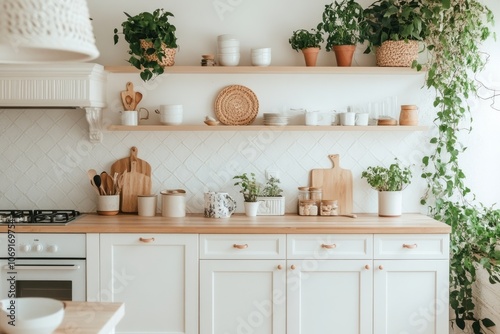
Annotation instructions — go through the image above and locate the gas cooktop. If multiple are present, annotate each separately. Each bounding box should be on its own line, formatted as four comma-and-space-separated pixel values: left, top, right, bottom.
0, 210, 82, 225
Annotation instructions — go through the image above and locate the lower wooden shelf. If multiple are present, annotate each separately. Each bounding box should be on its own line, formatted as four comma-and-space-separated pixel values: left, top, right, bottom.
107, 124, 429, 132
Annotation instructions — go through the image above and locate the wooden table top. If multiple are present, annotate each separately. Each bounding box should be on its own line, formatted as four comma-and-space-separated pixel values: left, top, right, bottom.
55, 301, 124, 334
0, 213, 451, 234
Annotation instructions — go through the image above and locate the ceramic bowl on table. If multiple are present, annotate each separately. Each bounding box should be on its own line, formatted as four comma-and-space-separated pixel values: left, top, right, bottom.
0, 297, 65, 334
251, 48, 272, 66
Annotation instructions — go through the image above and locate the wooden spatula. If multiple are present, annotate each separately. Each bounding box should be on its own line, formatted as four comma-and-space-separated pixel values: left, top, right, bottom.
120, 82, 140, 110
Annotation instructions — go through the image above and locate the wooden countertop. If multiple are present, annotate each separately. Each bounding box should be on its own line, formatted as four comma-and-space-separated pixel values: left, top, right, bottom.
58, 302, 124, 334
0, 213, 451, 234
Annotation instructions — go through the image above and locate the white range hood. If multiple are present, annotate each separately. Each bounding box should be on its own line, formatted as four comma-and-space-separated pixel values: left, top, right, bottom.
0, 63, 106, 143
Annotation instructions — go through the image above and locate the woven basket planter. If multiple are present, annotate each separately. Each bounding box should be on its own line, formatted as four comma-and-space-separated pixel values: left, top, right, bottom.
376, 40, 418, 67
140, 40, 176, 67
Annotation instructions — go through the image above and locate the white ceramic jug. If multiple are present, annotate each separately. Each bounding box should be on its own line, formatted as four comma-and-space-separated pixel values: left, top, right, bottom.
204, 192, 236, 218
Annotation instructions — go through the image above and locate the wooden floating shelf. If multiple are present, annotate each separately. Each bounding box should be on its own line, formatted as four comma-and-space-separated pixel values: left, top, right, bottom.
104, 65, 424, 75
108, 124, 429, 132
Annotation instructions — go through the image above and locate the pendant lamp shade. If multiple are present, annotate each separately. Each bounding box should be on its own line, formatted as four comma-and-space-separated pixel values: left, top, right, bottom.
0, 0, 99, 63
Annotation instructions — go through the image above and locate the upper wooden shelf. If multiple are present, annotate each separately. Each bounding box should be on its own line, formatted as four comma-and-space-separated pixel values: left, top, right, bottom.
104, 65, 424, 75
108, 124, 429, 132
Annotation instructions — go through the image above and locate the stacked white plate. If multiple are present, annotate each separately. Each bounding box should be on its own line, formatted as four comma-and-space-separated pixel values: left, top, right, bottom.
263, 113, 288, 126
217, 34, 240, 66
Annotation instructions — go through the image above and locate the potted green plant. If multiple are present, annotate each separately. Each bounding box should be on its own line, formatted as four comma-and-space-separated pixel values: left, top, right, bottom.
288, 28, 324, 66
361, 0, 428, 67
317, 0, 364, 66
361, 159, 412, 216
233, 173, 261, 216
257, 177, 285, 216
113, 9, 178, 82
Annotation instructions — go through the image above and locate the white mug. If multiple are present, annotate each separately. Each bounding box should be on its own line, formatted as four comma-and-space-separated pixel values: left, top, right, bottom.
204, 192, 236, 218
339, 112, 356, 126
121, 108, 149, 126
355, 112, 369, 126
305, 111, 332, 126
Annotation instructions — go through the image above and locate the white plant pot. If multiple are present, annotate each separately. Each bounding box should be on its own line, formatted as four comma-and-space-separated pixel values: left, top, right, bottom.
378, 191, 402, 217
256, 196, 285, 216
244, 202, 260, 217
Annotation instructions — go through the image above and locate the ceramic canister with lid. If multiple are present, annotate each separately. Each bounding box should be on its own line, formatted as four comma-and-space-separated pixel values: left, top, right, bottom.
161, 189, 186, 217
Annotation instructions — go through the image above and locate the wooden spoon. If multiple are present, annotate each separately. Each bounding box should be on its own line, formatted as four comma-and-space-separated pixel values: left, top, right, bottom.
100, 172, 109, 195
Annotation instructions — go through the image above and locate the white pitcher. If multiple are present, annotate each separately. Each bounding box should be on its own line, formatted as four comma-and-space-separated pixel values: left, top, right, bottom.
204, 192, 236, 218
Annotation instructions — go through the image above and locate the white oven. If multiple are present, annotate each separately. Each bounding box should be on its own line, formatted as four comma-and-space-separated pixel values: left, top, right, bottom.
0, 233, 86, 301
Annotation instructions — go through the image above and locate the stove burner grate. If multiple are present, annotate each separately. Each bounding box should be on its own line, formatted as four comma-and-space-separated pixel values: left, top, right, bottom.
0, 210, 81, 224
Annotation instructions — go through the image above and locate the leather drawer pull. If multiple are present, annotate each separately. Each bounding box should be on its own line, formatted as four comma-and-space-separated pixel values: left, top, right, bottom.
321, 243, 337, 249
139, 237, 155, 243
233, 243, 248, 249
402, 243, 418, 249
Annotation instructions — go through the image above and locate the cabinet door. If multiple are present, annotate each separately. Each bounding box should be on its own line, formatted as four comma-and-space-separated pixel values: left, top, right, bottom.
100, 234, 198, 334
200, 260, 286, 334
287, 260, 373, 334
373, 260, 449, 334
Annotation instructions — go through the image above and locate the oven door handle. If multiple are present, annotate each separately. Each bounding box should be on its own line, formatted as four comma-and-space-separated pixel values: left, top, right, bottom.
2, 265, 81, 270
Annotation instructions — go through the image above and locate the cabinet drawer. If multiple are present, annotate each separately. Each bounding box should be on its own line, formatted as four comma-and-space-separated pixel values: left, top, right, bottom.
287, 234, 373, 259
200, 234, 286, 259
374, 234, 449, 259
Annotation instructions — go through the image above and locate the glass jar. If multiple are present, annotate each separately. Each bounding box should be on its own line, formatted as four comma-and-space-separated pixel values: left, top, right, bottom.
320, 200, 338, 216
298, 200, 318, 216
309, 187, 322, 208
297, 186, 310, 214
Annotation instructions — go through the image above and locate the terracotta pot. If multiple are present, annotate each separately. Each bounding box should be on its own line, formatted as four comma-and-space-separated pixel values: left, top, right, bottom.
332, 45, 356, 67
301, 47, 320, 67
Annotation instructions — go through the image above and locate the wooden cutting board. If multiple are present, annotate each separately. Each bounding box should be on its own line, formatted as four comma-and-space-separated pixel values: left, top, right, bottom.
111, 146, 151, 177
310, 154, 353, 215
121, 161, 152, 213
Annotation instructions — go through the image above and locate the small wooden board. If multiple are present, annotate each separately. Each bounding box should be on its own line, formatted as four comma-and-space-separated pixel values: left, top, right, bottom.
310, 154, 353, 215
120, 161, 152, 213
110, 146, 151, 177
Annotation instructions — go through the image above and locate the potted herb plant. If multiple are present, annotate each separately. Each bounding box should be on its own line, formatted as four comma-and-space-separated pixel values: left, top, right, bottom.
288, 28, 324, 66
257, 177, 285, 216
233, 172, 261, 216
361, 159, 412, 216
113, 9, 178, 82
317, 0, 364, 66
361, 0, 428, 67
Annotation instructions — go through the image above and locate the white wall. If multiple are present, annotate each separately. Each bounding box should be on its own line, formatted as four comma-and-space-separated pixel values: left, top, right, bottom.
1, 0, 498, 214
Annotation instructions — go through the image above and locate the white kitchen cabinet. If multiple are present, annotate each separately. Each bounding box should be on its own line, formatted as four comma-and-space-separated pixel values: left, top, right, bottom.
287, 259, 373, 334
373, 234, 450, 334
199, 234, 287, 334
99, 234, 198, 334
287, 234, 373, 334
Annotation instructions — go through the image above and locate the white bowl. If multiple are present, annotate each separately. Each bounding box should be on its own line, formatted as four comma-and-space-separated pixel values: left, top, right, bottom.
218, 40, 240, 48
251, 55, 271, 66
217, 34, 238, 41
251, 48, 271, 54
218, 53, 240, 66
0, 298, 65, 334
218, 46, 240, 54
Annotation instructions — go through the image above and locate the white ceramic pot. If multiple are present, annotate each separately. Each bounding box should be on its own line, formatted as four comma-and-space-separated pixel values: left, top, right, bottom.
378, 191, 402, 217
161, 189, 186, 217
97, 195, 120, 215
256, 196, 285, 216
244, 201, 260, 217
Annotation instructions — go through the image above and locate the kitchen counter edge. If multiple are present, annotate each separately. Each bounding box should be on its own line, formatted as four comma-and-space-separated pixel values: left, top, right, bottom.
0, 213, 451, 234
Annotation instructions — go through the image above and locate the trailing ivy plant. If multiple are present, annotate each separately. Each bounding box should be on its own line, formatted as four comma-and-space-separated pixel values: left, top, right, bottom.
419, 0, 499, 332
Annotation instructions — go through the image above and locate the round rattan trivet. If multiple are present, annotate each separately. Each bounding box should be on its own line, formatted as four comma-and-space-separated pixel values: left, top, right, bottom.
215, 85, 259, 125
